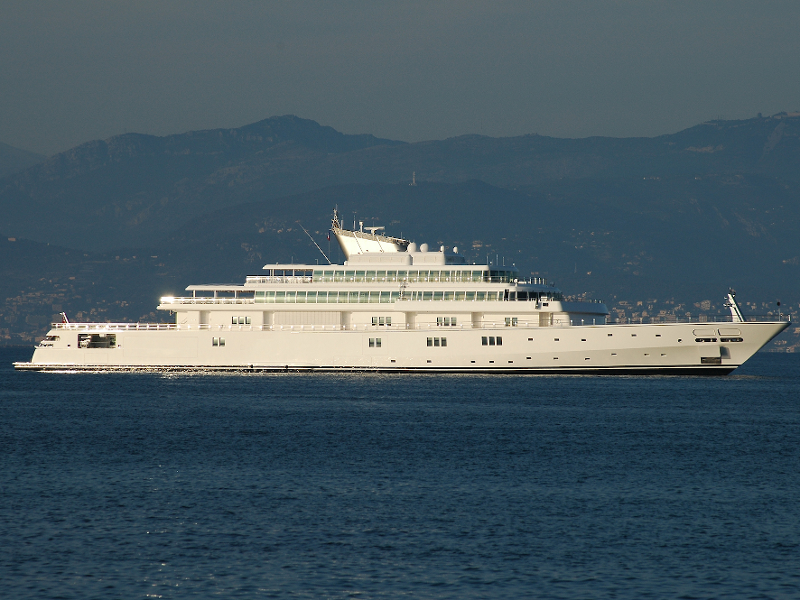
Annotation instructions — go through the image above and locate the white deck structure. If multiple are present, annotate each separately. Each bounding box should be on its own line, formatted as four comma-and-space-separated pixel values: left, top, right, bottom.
15, 215, 790, 374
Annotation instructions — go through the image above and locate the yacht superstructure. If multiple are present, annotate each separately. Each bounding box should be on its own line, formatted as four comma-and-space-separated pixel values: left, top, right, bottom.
15, 214, 789, 373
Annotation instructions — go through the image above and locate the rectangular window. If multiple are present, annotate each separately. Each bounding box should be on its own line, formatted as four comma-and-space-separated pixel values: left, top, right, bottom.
386, 317, 391, 326
213, 337, 219, 346
232, 317, 237, 325
390, 291, 399, 302
466, 291, 476, 301
423, 291, 433, 301
441, 337, 447, 347
444, 291, 454, 301
437, 317, 444, 326
427, 337, 433, 347
245, 316, 251, 325
376, 338, 381, 348
433, 291, 443, 301
482, 336, 488, 346
380, 291, 391, 303
489, 337, 495, 346
369, 338, 375, 348
368, 291, 379, 303
476, 292, 486, 301
496, 336, 502, 346
434, 338, 440, 346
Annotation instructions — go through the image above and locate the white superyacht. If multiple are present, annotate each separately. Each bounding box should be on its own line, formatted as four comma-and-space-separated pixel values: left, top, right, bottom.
15, 211, 789, 374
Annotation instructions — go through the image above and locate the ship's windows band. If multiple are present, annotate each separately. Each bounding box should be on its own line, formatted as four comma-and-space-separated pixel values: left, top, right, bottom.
253, 289, 556, 304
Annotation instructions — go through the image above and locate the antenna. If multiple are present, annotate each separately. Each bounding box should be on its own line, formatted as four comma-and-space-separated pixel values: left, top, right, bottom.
410, 171, 417, 186
297, 221, 332, 265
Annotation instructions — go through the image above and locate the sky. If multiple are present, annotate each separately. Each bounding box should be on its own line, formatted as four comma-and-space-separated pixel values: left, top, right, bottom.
2, 0, 800, 156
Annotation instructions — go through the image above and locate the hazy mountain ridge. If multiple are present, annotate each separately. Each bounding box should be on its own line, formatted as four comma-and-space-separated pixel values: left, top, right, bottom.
1, 114, 799, 345
2, 114, 798, 251
0, 142, 45, 178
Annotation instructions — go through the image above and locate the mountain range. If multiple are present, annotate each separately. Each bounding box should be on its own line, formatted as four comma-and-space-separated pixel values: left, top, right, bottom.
1, 114, 799, 346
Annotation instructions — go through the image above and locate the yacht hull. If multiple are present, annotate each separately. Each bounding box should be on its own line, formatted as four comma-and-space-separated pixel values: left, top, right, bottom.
15, 320, 788, 375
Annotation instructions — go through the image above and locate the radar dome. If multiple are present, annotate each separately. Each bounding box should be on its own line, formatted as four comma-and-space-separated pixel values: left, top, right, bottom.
420, 243, 429, 252
408, 242, 418, 252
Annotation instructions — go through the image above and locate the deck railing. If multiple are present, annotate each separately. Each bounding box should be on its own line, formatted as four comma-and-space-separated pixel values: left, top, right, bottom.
160, 297, 256, 305
50, 314, 789, 333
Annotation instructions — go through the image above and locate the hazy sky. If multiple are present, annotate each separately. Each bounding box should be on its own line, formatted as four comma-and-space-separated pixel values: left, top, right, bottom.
2, 1, 799, 155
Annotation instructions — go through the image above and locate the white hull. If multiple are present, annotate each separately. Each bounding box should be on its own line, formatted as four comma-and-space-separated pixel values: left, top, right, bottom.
16, 321, 789, 374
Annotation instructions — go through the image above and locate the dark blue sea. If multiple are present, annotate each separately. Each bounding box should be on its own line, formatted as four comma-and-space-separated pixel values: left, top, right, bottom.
2, 347, 799, 599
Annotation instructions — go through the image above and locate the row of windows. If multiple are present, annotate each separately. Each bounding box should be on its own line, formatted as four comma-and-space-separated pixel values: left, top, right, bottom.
481, 336, 503, 346
437, 317, 457, 326
254, 290, 509, 303
369, 337, 382, 348
427, 337, 448, 347
371, 317, 392, 326
212, 337, 226, 346
311, 269, 517, 284
232, 316, 252, 325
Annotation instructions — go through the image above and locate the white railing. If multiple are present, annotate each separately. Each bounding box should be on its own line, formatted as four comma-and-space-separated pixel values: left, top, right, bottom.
160, 297, 255, 305
50, 314, 790, 333
245, 276, 313, 284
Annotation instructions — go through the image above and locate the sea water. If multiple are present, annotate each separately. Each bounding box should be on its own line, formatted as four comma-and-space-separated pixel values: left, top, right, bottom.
1, 347, 799, 599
